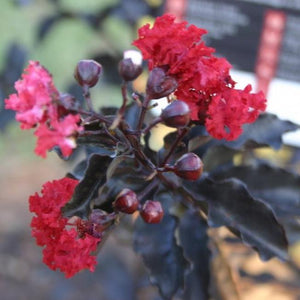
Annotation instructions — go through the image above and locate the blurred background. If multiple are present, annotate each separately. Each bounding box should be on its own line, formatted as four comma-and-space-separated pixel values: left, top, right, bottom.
1, 0, 300, 299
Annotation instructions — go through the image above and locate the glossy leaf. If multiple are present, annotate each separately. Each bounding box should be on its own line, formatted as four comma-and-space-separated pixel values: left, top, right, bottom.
63, 154, 112, 218
211, 164, 300, 218
67, 159, 88, 180
183, 177, 288, 260
95, 157, 150, 207
124, 101, 141, 129
211, 163, 300, 244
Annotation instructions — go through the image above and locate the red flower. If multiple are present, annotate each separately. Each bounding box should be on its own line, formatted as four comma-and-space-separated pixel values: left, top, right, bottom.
133, 14, 266, 140
5, 61, 82, 157
29, 178, 100, 278
5, 61, 58, 129
34, 114, 82, 158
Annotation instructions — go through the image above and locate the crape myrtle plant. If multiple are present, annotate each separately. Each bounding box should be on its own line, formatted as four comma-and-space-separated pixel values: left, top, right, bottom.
5, 14, 300, 299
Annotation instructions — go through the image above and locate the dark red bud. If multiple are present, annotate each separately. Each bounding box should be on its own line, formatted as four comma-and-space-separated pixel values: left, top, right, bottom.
161, 100, 190, 128
113, 188, 139, 214
146, 67, 177, 99
174, 153, 203, 181
140, 200, 164, 224
74, 59, 102, 87
89, 209, 115, 225
119, 58, 143, 81
119, 50, 143, 81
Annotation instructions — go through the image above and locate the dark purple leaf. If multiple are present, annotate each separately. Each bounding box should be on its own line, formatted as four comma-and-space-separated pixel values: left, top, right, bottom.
211, 164, 300, 218
183, 177, 288, 261
179, 210, 210, 300
134, 212, 188, 300
211, 163, 300, 244
95, 157, 150, 207
63, 154, 112, 218
67, 159, 87, 180
124, 102, 141, 129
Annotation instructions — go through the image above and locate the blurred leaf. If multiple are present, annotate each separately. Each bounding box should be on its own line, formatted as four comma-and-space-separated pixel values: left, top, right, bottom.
0, 43, 27, 130
33, 19, 97, 89
134, 192, 188, 300
183, 177, 288, 260
179, 210, 211, 300
2, 43, 27, 87
37, 14, 62, 42
63, 153, 112, 218
102, 16, 133, 52
203, 145, 237, 172
60, 0, 118, 13
79, 4, 119, 29
188, 135, 212, 152
97, 252, 137, 300
115, 0, 151, 23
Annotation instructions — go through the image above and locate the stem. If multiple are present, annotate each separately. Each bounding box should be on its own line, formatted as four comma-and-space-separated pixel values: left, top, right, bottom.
103, 124, 119, 143
83, 85, 94, 112
110, 81, 129, 130
157, 172, 180, 190
142, 117, 162, 135
137, 95, 151, 133
161, 127, 188, 166
119, 121, 156, 171
132, 92, 143, 107
73, 108, 110, 124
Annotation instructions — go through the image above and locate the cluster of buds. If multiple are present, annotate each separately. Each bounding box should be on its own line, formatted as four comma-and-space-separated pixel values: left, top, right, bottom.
113, 188, 164, 224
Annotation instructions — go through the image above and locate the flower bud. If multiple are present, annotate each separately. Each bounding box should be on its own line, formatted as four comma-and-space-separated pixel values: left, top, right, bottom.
140, 200, 164, 224
146, 67, 177, 99
74, 59, 102, 87
113, 188, 139, 214
174, 153, 203, 181
161, 100, 190, 128
119, 50, 143, 81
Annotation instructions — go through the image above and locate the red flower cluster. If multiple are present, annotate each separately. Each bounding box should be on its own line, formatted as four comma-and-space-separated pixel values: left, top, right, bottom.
133, 14, 267, 140
5, 61, 82, 157
29, 177, 100, 278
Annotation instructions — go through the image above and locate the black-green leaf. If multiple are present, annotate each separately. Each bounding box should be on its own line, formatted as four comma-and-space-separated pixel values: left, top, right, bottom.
134, 192, 188, 300
183, 177, 288, 261
211, 163, 300, 243
63, 154, 112, 218
179, 210, 210, 300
